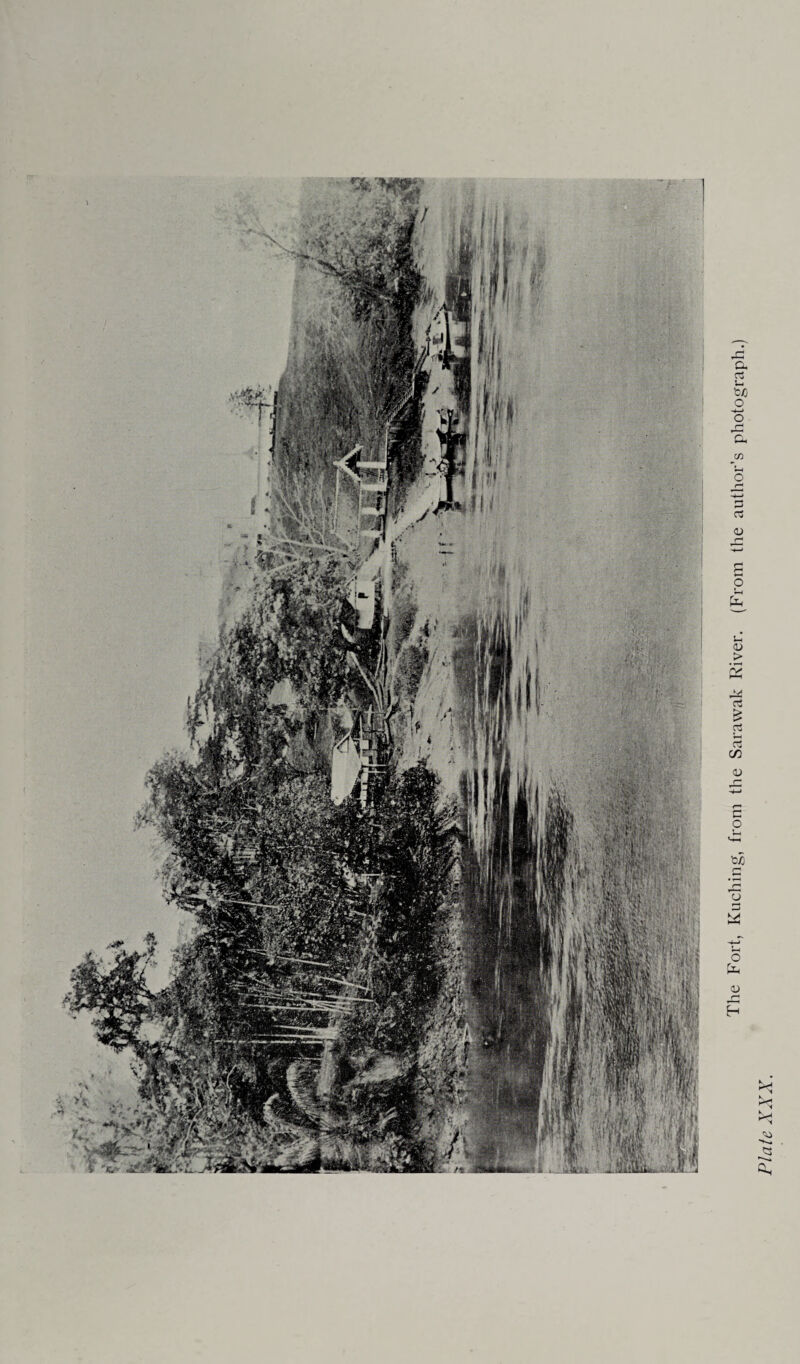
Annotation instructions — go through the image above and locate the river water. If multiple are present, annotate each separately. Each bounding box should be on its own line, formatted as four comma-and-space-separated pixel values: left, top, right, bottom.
416, 180, 702, 1171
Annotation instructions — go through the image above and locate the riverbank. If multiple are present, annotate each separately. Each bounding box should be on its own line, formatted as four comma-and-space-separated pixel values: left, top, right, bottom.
366, 198, 478, 1168
381, 391, 473, 1168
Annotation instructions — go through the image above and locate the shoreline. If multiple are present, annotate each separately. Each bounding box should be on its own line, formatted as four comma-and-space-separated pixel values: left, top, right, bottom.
384, 338, 473, 1170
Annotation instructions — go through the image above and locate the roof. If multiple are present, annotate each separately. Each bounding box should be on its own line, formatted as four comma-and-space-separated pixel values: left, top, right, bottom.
332, 444, 363, 483
330, 733, 361, 805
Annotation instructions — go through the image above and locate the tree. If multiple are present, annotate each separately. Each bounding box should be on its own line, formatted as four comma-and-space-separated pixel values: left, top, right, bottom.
152, 929, 228, 1043
218, 190, 389, 308
266, 469, 356, 571
55, 1056, 280, 1173
245, 551, 350, 711
228, 385, 271, 420
63, 933, 158, 1054
136, 749, 225, 885
238, 772, 369, 969
217, 180, 421, 318
54, 1067, 154, 1171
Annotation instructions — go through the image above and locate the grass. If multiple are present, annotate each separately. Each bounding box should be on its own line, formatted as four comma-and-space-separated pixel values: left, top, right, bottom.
272, 179, 423, 554
389, 569, 417, 650
394, 642, 427, 702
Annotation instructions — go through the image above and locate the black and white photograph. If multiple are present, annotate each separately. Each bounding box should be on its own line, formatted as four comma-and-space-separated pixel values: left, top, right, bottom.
24, 175, 704, 1176
24, 176, 703, 1174
7, 2, 800, 1358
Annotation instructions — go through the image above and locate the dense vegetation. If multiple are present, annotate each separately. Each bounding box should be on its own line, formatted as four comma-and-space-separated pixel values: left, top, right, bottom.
57, 177, 453, 1173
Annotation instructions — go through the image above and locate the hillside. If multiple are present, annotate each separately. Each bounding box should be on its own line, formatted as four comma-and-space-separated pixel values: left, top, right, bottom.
273, 178, 421, 548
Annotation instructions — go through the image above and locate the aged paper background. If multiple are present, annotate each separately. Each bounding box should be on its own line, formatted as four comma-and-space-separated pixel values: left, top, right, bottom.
2, 3, 798, 1360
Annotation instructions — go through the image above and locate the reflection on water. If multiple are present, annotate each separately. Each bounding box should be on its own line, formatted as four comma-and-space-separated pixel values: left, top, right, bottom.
418, 180, 702, 1172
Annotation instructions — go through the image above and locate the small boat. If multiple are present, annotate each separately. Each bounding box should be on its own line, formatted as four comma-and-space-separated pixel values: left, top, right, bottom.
432, 408, 466, 513
426, 303, 469, 369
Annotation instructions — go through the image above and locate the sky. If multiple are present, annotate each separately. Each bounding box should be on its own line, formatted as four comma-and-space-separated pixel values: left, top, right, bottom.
23, 177, 299, 1169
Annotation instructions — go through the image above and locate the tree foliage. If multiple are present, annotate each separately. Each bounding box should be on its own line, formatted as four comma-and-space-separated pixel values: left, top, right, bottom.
55, 1054, 280, 1173
227, 384, 270, 419
246, 553, 349, 711
62, 933, 158, 1053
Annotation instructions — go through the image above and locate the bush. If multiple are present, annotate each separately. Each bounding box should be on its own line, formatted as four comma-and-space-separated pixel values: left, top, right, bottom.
341, 765, 453, 1056
393, 590, 417, 651
394, 642, 427, 708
